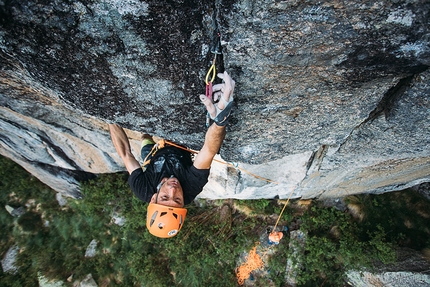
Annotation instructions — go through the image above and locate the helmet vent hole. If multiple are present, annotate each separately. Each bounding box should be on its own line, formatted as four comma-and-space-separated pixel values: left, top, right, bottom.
172, 213, 178, 219
160, 212, 167, 217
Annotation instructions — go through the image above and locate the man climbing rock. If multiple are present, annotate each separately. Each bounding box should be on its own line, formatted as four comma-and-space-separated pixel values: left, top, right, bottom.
108, 71, 235, 238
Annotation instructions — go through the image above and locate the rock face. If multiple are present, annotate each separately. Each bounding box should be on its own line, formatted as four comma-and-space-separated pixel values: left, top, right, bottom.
347, 271, 430, 287
0, 0, 429, 199
348, 246, 430, 287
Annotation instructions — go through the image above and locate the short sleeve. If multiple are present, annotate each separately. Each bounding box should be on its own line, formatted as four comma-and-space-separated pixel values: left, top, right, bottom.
128, 168, 154, 203
182, 165, 210, 205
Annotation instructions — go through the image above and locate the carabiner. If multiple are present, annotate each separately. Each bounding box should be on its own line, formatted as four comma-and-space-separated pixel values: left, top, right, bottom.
205, 58, 216, 85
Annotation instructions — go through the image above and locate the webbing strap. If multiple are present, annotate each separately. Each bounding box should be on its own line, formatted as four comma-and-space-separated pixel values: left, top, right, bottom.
142, 139, 166, 168
142, 139, 197, 168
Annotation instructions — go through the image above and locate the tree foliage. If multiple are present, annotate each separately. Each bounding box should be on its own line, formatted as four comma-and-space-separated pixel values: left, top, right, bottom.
290, 205, 396, 286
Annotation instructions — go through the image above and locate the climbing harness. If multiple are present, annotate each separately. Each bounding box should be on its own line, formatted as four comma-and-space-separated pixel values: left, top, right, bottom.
143, 137, 278, 184
204, 32, 222, 127
142, 139, 198, 168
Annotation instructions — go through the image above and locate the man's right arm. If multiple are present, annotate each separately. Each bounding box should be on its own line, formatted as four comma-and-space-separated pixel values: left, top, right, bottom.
108, 124, 141, 174
194, 71, 235, 170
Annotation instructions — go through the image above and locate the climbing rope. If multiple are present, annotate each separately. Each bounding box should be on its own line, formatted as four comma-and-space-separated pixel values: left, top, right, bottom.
235, 245, 264, 285
272, 186, 296, 233
234, 187, 296, 285
149, 138, 292, 231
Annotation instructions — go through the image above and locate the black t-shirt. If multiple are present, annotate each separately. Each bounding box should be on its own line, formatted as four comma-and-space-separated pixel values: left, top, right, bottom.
128, 146, 210, 205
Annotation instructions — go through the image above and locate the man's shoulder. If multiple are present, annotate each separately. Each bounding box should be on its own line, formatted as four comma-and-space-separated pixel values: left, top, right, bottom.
129, 166, 144, 178
189, 164, 210, 176
128, 167, 154, 203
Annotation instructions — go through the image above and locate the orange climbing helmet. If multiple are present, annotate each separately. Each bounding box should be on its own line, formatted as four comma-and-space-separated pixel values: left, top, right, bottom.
146, 203, 187, 238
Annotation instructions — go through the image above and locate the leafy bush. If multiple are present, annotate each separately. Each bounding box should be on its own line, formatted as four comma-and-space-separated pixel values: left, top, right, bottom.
292, 205, 396, 286
357, 191, 430, 249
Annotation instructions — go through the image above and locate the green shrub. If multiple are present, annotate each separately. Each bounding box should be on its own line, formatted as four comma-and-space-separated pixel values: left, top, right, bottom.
292, 204, 396, 286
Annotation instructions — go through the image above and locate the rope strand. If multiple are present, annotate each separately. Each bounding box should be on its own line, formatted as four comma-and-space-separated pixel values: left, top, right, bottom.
235, 245, 264, 285
153, 139, 291, 232
272, 186, 296, 233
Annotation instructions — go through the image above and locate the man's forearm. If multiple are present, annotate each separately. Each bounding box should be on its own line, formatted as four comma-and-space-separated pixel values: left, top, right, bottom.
108, 124, 140, 173
204, 123, 226, 155
109, 124, 132, 158
193, 123, 226, 169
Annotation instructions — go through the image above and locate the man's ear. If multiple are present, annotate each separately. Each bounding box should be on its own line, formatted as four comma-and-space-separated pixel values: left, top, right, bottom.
150, 193, 157, 203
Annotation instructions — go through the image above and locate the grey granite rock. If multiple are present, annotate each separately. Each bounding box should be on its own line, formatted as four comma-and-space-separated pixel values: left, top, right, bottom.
0, 0, 428, 200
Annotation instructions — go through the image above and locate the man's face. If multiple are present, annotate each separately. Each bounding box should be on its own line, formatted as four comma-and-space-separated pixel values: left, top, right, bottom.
150, 177, 184, 208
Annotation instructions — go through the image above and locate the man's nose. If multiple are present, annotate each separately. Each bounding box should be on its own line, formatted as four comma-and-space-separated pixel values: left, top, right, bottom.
165, 184, 177, 193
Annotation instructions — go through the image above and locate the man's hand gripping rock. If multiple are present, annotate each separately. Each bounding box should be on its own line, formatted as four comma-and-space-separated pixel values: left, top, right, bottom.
200, 71, 235, 126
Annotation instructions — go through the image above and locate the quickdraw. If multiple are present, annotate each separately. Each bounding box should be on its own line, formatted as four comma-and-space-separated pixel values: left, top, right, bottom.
205, 57, 216, 100
204, 32, 222, 127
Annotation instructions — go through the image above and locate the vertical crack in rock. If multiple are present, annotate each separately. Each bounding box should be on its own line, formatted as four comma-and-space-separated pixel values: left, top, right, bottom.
229, 165, 242, 195
366, 75, 415, 123
212, 0, 225, 71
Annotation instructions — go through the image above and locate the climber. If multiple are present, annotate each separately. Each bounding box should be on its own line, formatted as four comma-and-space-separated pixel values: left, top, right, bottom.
108, 71, 235, 238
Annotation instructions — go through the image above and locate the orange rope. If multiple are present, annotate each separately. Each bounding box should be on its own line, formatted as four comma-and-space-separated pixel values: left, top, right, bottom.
235, 245, 264, 285
162, 139, 199, 154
